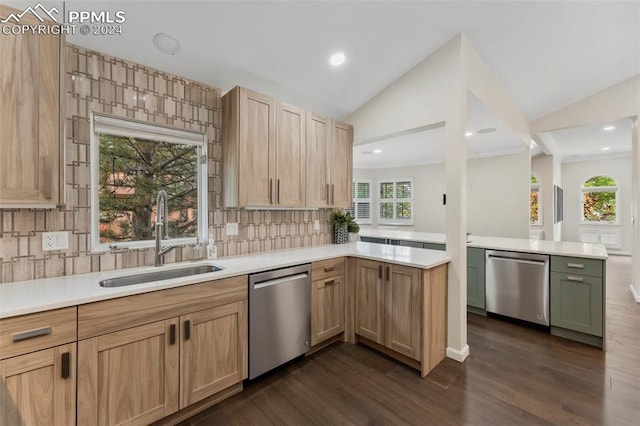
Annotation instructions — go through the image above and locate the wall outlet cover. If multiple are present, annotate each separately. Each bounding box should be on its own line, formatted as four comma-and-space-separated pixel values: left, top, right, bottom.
42, 231, 69, 251
226, 222, 239, 236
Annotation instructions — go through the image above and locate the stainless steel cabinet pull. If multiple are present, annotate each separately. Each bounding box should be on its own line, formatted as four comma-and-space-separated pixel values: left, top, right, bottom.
567, 263, 584, 269
323, 266, 335, 272
269, 179, 273, 204
169, 324, 176, 345
277, 179, 280, 204
566, 276, 584, 282
378, 264, 382, 279
61, 352, 70, 379
326, 183, 330, 205
331, 184, 335, 205
325, 279, 335, 286
12, 326, 51, 342
184, 320, 191, 340
386, 266, 390, 281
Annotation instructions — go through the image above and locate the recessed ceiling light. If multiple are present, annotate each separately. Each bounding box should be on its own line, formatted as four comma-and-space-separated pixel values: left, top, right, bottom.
329, 52, 346, 67
602, 147, 611, 151
603, 125, 615, 131
465, 132, 473, 137
477, 128, 496, 134
373, 149, 382, 154
153, 33, 181, 55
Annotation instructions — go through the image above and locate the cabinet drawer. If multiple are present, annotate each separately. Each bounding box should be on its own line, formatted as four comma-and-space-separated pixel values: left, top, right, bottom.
312, 258, 345, 281
0, 307, 77, 360
551, 256, 603, 277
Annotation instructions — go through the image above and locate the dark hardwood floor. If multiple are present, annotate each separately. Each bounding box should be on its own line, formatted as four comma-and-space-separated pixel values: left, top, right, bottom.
183, 255, 640, 425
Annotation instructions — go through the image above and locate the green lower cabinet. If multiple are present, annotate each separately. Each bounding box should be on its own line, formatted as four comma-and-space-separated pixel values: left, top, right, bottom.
361, 237, 386, 244
550, 272, 603, 337
398, 240, 424, 248
466, 247, 485, 309
424, 243, 446, 251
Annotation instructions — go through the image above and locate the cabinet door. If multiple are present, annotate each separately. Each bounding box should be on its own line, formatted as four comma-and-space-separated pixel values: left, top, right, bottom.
305, 113, 330, 207
384, 264, 421, 360
467, 247, 486, 309
354, 259, 384, 344
551, 272, 603, 336
0, 5, 60, 205
77, 319, 179, 426
180, 301, 247, 408
329, 121, 353, 208
275, 102, 306, 207
311, 275, 345, 346
238, 88, 276, 207
0, 343, 75, 426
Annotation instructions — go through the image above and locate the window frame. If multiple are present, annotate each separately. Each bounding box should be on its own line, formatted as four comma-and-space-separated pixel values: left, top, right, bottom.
351, 179, 372, 224
580, 176, 619, 225
90, 113, 208, 252
377, 177, 414, 226
530, 174, 542, 226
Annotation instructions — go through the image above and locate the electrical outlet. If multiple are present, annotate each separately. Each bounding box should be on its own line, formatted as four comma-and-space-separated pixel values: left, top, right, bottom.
42, 231, 69, 251
314, 220, 320, 232
226, 222, 239, 236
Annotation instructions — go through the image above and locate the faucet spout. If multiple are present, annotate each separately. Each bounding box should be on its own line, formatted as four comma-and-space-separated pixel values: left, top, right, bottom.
155, 190, 174, 267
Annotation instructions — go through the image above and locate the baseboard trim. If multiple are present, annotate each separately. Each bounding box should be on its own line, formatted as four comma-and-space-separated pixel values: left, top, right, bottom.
630, 284, 640, 303
446, 344, 469, 362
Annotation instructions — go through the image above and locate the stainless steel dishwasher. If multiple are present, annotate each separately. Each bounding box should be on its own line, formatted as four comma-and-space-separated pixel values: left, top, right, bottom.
485, 250, 550, 326
248, 264, 311, 380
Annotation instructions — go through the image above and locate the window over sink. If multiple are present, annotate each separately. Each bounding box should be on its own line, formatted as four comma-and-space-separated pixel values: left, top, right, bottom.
90, 114, 208, 251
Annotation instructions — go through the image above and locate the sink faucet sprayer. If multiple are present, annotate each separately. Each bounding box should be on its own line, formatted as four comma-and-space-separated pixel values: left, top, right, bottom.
155, 190, 176, 266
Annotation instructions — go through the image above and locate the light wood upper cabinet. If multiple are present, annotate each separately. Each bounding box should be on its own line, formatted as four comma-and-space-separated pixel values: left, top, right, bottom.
0, 343, 76, 426
180, 301, 247, 408
0, 4, 62, 206
77, 319, 180, 426
222, 87, 306, 208
305, 115, 353, 208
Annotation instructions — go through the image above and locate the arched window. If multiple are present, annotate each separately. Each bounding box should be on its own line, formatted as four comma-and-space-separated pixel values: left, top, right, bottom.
582, 176, 617, 223
530, 174, 541, 225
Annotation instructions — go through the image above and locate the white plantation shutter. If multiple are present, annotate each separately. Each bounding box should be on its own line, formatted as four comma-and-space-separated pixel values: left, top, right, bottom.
351, 180, 372, 223
378, 178, 413, 224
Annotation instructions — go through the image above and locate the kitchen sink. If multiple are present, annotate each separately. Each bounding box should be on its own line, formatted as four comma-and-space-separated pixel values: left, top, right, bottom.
99, 264, 223, 288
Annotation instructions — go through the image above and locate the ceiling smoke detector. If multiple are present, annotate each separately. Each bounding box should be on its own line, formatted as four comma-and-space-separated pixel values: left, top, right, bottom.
153, 33, 182, 56
477, 128, 496, 134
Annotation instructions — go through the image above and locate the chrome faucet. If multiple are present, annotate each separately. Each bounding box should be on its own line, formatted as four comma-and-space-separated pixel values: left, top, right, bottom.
155, 190, 176, 267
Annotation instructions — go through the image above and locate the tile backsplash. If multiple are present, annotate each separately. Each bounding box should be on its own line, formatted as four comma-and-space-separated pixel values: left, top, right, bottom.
0, 45, 332, 284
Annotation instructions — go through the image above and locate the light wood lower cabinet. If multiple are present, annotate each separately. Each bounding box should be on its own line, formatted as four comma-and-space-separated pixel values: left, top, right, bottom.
311, 275, 345, 346
180, 301, 247, 408
77, 319, 179, 426
353, 258, 447, 376
0, 343, 76, 426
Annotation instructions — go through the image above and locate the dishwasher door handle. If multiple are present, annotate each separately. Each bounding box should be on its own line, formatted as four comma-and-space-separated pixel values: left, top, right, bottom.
488, 255, 547, 266
253, 273, 309, 290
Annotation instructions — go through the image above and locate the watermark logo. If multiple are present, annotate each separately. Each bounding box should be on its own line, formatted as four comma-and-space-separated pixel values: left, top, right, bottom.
1, 2, 126, 36
0, 3, 58, 23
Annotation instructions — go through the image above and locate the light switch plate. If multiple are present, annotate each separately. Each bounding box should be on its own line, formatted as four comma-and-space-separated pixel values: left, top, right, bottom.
42, 231, 69, 251
226, 222, 239, 236
314, 220, 320, 232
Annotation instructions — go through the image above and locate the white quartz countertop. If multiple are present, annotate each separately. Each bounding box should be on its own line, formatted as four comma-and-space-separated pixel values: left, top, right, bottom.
0, 242, 450, 319
359, 229, 608, 259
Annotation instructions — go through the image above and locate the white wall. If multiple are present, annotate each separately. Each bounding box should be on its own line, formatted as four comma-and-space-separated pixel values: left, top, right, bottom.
354, 149, 530, 239
531, 155, 554, 240
561, 157, 632, 253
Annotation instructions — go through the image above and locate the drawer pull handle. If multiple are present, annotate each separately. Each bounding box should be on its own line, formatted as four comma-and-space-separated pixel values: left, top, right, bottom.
184, 320, 191, 341
378, 264, 382, 279
567, 276, 584, 282
61, 352, 70, 379
169, 324, 176, 345
325, 279, 335, 286
386, 266, 390, 281
12, 326, 52, 342
323, 266, 335, 272
567, 263, 584, 269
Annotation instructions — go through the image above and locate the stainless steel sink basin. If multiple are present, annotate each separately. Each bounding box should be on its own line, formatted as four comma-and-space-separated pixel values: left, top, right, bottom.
99, 265, 223, 288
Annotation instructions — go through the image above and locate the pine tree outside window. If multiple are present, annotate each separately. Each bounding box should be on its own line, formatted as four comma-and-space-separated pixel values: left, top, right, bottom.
581, 175, 617, 223
90, 114, 208, 251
